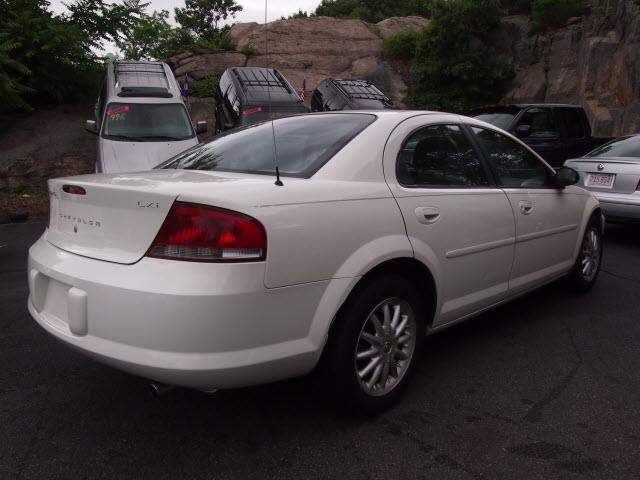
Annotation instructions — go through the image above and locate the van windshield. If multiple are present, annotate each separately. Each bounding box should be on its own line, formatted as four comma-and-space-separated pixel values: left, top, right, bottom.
158, 113, 376, 178
102, 103, 194, 141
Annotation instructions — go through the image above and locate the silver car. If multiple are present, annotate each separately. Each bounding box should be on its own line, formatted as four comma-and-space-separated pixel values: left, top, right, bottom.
565, 134, 640, 224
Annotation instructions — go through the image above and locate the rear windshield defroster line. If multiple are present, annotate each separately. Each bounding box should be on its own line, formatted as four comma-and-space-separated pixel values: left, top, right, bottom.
157, 113, 377, 178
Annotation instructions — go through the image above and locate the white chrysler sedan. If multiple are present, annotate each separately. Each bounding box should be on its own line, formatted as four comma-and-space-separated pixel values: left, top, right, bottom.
28, 112, 603, 413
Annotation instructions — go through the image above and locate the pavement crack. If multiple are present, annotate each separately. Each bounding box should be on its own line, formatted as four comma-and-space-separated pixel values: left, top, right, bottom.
524, 363, 580, 423
601, 269, 640, 285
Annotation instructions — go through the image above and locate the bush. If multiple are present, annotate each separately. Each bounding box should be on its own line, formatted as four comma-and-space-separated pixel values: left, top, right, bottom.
188, 75, 219, 97
501, 0, 532, 14
315, 0, 432, 23
383, 30, 420, 60
192, 29, 235, 51
531, 0, 586, 32
240, 42, 255, 55
405, 0, 515, 112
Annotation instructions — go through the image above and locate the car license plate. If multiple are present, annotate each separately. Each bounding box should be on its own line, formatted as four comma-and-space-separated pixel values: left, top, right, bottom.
586, 173, 615, 189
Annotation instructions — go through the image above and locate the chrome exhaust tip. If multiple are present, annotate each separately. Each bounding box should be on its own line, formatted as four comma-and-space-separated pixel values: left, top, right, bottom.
149, 382, 174, 397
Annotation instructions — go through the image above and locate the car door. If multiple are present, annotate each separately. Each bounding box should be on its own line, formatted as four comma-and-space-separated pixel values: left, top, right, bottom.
383, 115, 516, 326
515, 107, 564, 167
470, 125, 585, 296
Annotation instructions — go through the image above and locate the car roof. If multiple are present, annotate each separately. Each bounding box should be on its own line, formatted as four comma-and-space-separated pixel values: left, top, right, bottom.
229, 67, 304, 106
104, 61, 183, 103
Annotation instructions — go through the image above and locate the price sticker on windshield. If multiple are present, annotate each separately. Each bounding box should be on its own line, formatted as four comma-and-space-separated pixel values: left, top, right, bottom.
107, 106, 129, 121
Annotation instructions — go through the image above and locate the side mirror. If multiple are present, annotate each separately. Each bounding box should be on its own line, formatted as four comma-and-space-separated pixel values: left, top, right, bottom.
195, 120, 208, 134
555, 167, 580, 188
85, 120, 98, 134
516, 124, 531, 138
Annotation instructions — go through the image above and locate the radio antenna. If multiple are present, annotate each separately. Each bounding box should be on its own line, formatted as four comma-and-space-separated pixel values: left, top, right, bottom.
265, 0, 283, 186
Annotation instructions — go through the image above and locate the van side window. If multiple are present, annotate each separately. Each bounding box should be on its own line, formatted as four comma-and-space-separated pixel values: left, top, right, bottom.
219, 72, 231, 99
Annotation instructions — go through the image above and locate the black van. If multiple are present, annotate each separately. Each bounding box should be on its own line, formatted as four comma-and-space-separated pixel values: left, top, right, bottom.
214, 67, 308, 133
311, 78, 394, 112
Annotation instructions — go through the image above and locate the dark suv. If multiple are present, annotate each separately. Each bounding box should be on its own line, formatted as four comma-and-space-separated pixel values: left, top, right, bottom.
472, 104, 613, 167
214, 67, 308, 133
311, 78, 394, 112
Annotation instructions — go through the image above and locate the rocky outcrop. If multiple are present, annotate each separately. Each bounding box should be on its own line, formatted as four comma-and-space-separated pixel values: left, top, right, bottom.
499, 0, 640, 136
167, 15, 429, 106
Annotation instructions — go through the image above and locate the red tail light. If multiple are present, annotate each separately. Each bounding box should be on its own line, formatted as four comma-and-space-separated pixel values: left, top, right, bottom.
146, 202, 266, 262
242, 106, 263, 117
62, 184, 86, 195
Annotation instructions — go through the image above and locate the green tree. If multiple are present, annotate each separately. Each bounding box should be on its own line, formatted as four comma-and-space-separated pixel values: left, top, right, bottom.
115, 10, 177, 60
0, 0, 149, 111
406, 0, 515, 112
63, 0, 148, 51
174, 0, 242, 37
531, 0, 586, 31
315, 0, 432, 23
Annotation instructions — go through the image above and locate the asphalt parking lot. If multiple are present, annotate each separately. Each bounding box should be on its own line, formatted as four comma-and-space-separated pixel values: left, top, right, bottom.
1, 221, 639, 480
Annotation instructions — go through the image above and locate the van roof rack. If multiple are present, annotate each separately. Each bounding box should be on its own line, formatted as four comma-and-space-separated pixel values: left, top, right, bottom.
332, 78, 391, 102
232, 67, 292, 94
114, 61, 173, 97
118, 86, 172, 98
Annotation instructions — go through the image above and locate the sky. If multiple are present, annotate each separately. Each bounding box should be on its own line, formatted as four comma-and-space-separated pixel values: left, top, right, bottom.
50, 0, 322, 24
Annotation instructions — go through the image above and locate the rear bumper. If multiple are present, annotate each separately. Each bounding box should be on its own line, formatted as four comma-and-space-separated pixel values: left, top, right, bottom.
27, 234, 343, 390
591, 191, 640, 222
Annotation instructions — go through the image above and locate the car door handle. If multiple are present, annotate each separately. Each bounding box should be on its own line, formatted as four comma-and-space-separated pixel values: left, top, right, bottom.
519, 200, 534, 215
415, 207, 440, 224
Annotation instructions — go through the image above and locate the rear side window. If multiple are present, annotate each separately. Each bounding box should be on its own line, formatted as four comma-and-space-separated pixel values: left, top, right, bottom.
397, 124, 489, 187
473, 112, 517, 130
472, 127, 555, 188
159, 114, 376, 178
559, 108, 585, 138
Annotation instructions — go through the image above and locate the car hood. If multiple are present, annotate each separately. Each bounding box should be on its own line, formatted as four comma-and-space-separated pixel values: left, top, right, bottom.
100, 139, 197, 173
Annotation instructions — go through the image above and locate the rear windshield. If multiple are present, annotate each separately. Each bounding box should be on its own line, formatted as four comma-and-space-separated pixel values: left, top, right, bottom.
473, 112, 517, 130
587, 135, 640, 158
102, 103, 194, 141
240, 105, 308, 126
158, 113, 376, 177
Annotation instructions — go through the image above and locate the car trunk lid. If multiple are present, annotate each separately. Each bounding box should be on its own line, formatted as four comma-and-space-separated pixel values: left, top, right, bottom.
46, 170, 283, 264
47, 177, 178, 264
565, 157, 640, 194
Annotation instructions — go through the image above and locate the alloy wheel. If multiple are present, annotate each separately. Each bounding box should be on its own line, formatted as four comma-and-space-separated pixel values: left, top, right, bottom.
581, 227, 601, 282
354, 298, 416, 397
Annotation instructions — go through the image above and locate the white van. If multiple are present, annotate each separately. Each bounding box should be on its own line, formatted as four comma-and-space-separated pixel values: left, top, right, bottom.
85, 61, 206, 173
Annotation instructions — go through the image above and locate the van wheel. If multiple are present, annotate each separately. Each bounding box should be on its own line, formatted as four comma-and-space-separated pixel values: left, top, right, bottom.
321, 274, 425, 415
567, 219, 602, 293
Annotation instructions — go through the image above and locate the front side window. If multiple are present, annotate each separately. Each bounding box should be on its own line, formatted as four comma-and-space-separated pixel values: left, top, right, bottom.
102, 103, 194, 141
472, 127, 555, 188
397, 124, 489, 187
517, 108, 559, 138
158, 113, 375, 178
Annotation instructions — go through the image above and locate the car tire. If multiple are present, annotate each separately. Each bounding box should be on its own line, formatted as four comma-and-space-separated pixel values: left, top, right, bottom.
567, 218, 603, 293
319, 274, 426, 416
